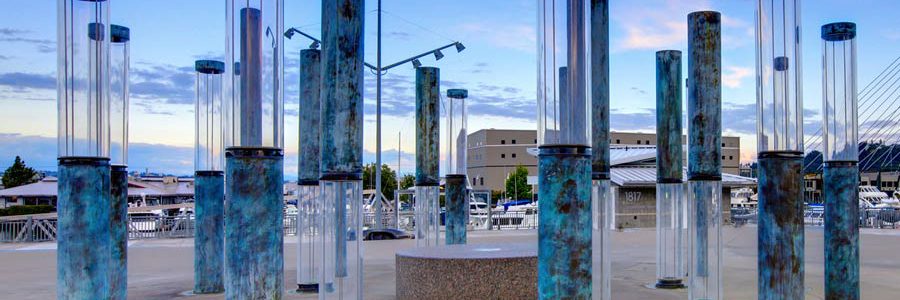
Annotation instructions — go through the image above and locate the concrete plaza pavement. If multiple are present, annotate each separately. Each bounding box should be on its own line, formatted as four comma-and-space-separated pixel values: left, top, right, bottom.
1, 226, 899, 299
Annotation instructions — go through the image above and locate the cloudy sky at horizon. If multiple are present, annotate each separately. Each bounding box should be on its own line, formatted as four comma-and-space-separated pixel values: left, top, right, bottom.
0, 0, 898, 179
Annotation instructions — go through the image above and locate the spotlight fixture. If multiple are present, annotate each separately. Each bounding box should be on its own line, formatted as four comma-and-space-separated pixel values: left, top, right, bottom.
284, 29, 295, 39
455, 42, 466, 52
434, 49, 444, 61
412, 59, 422, 68
310, 40, 320, 49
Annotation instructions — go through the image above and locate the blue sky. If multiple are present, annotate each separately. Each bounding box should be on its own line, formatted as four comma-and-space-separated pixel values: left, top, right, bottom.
0, 0, 898, 178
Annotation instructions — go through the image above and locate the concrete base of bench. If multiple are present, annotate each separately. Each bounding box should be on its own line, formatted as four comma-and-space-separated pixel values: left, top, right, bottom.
395, 243, 537, 299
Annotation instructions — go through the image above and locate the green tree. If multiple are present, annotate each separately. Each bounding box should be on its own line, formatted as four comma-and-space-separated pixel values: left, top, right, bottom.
504, 165, 532, 201
362, 163, 398, 200
2, 156, 38, 189
398, 174, 415, 190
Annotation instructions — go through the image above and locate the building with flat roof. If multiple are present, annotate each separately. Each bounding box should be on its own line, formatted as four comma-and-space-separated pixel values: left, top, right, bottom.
467, 129, 741, 191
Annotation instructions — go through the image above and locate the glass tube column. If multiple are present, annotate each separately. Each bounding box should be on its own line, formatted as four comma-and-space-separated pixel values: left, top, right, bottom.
537, 0, 593, 298
297, 48, 322, 293
755, 1, 805, 299
415, 66, 441, 247
193, 59, 225, 295
224, 1, 285, 298
590, 0, 611, 299
687, 11, 723, 300
444, 88, 468, 245
821, 22, 859, 300
109, 23, 130, 300
56, 1, 111, 298
319, 0, 365, 299
655, 50, 685, 289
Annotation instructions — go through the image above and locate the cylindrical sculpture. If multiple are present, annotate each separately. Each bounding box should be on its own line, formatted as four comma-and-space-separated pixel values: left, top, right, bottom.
56, 1, 111, 298
319, 0, 365, 298
224, 1, 285, 298
109, 23, 130, 300
589, 0, 612, 299
444, 88, 468, 245
415, 66, 441, 247
537, 0, 593, 298
193, 59, 225, 294
655, 49, 685, 289
297, 48, 321, 293
822, 22, 859, 300
755, 1, 805, 299
687, 11, 722, 300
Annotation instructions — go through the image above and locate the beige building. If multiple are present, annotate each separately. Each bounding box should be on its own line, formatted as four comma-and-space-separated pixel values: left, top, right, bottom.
467, 129, 741, 191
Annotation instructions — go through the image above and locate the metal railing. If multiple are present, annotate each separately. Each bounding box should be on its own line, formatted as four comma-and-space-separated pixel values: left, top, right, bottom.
731, 207, 900, 229
0, 214, 301, 243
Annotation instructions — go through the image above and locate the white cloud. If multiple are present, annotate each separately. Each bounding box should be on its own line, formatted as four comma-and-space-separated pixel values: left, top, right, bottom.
723, 66, 752, 88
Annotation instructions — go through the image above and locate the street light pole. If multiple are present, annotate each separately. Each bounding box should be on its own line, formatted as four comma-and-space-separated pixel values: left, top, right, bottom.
375, 0, 384, 229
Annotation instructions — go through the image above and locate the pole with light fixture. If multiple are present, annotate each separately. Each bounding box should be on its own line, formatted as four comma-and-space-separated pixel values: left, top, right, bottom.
285, 19, 464, 231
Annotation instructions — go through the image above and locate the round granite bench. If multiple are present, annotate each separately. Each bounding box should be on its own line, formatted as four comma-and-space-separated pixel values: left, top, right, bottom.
395, 243, 537, 299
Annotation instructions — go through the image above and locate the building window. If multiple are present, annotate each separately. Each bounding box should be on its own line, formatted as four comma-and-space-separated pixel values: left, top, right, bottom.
722, 142, 726, 147
501, 140, 506, 144
473, 178, 477, 186
512, 139, 517, 144
534, 139, 537, 143
480, 177, 484, 186
501, 154, 506, 159
637, 140, 641, 144
512, 153, 517, 158
722, 155, 725, 159
646, 140, 650, 145
729, 156, 733, 160
616, 139, 620, 144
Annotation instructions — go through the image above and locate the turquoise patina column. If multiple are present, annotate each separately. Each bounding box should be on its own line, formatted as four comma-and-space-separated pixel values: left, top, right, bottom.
56, 1, 112, 298
821, 22, 859, 300
193, 59, 226, 294
319, 0, 365, 298
590, 0, 612, 298
655, 49, 685, 289
109, 23, 130, 300
444, 88, 469, 245
415, 66, 441, 247
297, 48, 322, 293
536, 0, 593, 298
223, 1, 285, 298
687, 11, 723, 300
755, 1, 805, 299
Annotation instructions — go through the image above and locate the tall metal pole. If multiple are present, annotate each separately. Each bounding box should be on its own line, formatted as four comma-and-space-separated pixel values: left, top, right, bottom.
537, 0, 593, 298
374, 0, 384, 229
319, 0, 365, 298
755, 1, 805, 299
655, 49, 685, 289
687, 11, 723, 300
224, 1, 285, 298
590, 0, 612, 299
56, 1, 111, 298
109, 23, 131, 300
193, 59, 226, 295
415, 67, 441, 247
822, 22, 859, 300
297, 48, 322, 293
